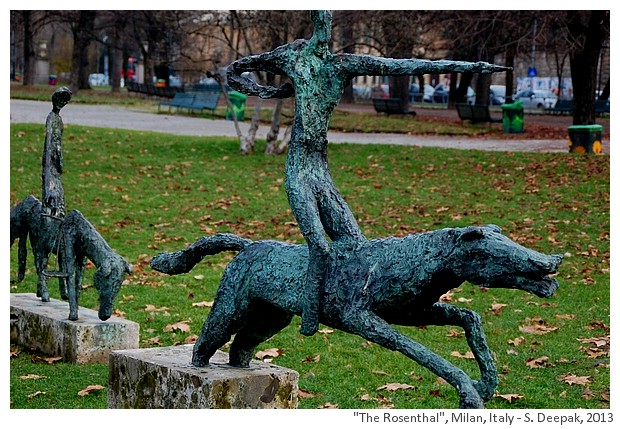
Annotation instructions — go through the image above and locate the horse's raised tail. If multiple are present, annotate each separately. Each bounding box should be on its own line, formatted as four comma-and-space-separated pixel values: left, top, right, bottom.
150, 233, 252, 275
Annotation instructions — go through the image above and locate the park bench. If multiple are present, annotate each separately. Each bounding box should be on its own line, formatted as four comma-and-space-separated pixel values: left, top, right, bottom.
372, 98, 416, 116
158, 91, 222, 114
595, 99, 610, 116
456, 103, 501, 124
545, 99, 573, 115
158, 93, 197, 112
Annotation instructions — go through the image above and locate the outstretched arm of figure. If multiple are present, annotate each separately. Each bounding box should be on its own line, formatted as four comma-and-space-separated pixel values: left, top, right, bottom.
337, 54, 510, 78
226, 46, 295, 99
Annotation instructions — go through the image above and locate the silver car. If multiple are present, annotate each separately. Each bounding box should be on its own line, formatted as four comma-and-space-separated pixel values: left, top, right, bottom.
514, 89, 558, 110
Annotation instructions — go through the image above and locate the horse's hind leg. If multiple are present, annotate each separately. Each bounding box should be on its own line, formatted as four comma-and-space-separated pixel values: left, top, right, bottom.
228, 304, 293, 367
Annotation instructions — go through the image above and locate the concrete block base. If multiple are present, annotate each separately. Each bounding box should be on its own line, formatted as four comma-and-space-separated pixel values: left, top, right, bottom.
108, 345, 299, 409
10, 293, 139, 364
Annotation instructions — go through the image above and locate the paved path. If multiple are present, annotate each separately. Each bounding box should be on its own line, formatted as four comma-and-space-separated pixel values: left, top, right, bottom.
10, 99, 575, 153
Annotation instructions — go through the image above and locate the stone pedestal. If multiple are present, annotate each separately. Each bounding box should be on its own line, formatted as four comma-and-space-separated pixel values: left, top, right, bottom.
108, 345, 299, 409
10, 293, 139, 364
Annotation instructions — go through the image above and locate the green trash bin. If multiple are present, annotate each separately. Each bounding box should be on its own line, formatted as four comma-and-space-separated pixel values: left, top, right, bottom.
568, 124, 604, 154
500, 100, 524, 133
226, 91, 248, 121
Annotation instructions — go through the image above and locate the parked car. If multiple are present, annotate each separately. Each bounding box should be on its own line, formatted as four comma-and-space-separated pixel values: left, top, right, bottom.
489, 85, 506, 105
432, 85, 475, 104
513, 89, 558, 110
88, 73, 108, 87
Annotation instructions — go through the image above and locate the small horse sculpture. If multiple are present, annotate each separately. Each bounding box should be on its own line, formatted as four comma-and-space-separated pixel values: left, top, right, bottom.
10, 195, 131, 321
151, 224, 562, 409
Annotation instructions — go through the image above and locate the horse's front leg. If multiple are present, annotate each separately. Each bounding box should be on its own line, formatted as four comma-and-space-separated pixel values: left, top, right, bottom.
341, 308, 484, 409
422, 303, 498, 402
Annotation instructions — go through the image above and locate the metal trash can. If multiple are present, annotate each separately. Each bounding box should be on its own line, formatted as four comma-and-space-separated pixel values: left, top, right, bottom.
568, 124, 604, 154
226, 91, 248, 121
500, 100, 524, 133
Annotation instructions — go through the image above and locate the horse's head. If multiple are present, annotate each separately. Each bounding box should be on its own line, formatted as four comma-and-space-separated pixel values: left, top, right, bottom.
450, 224, 562, 298
93, 254, 132, 320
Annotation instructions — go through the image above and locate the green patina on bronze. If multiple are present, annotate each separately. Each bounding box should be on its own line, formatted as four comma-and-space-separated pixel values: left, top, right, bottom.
152, 11, 562, 409
226, 10, 509, 337
11, 88, 131, 321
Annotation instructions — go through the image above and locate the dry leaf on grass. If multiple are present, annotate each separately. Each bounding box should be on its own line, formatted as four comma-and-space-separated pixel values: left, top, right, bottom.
301, 354, 321, 363
495, 393, 524, 403
163, 320, 191, 333
297, 388, 316, 399
192, 301, 213, 308
525, 356, 550, 368
78, 385, 105, 396
558, 373, 591, 386
255, 348, 283, 360
377, 383, 416, 392
27, 391, 46, 399
519, 322, 558, 335
491, 303, 508, 316
20, 374, 48, 380
451, 350, 475, 359
319, 402, 339, 409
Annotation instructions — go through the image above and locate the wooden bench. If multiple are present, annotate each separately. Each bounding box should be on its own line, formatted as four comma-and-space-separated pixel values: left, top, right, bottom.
456, 103, 501, 124
372, 98, 416, 116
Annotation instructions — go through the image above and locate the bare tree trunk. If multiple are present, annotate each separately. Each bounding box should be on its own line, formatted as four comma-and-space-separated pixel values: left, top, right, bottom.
264, 99, 290, 155
240, 98, 262, 155
21, 11, 36, 86
69, 11, 96, 94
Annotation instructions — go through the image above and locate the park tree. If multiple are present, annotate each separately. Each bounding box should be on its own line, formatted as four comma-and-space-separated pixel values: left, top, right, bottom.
440, 10, 538, 106
564, 11, 609, 124
11, 11, 54, 86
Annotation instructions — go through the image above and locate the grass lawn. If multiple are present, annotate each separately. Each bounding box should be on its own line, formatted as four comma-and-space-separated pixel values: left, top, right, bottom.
9, 123, 609, 410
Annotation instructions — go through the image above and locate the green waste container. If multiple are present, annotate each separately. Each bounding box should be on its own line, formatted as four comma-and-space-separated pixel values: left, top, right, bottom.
568, 124, 604, 154
500, 100, 524, 133
226, 91, 248, 121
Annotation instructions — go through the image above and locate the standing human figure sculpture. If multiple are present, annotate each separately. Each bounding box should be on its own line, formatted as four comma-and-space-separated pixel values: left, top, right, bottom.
227, 10, 508, 336
42, 86, 72, 219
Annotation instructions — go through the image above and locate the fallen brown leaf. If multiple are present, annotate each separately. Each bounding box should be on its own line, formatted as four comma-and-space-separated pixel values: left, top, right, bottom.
297, 388, 316, 399
558, 373, 591, 386
525, 356, 550, 368
508, 337, 526, 347
447, 329, 464, 338
192, 301, 213, 308
519, 323, 558, 335
318, 402, 339, 409
301, 354, 321, 363
495, 393, 524, 403
255, 348, 283, 360
451, 350, 475, 359
184, 335, 198, 344
377, 383, 416, 392
20, 374, 48, 380
78, 385, 105, 397
27, 391, 46, 399
147, 336, 163, 346
163, 320, 191, 333
491, 303, 508, 316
